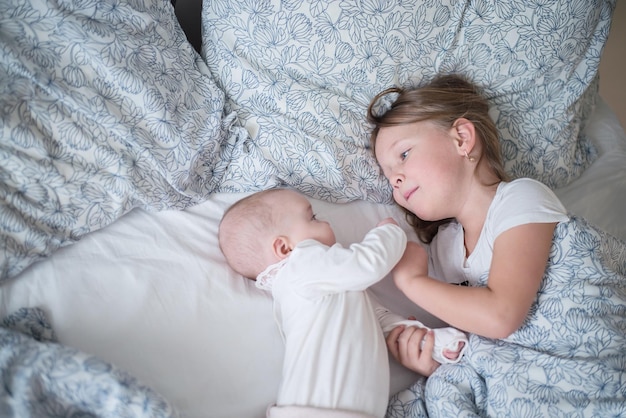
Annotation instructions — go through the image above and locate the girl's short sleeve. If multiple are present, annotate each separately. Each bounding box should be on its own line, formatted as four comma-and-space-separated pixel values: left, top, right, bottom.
489, 179, 569, 239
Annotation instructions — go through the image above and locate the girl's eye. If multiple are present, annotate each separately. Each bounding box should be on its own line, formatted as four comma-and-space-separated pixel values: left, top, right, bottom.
311, 213, 318, 221
400, 150, 409, 160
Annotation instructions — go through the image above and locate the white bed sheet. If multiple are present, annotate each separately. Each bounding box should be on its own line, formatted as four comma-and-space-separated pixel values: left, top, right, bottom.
0, 98, 624, 418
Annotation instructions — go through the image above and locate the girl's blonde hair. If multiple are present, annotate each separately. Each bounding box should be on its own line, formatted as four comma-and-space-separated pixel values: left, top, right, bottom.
367, 74, 510, 243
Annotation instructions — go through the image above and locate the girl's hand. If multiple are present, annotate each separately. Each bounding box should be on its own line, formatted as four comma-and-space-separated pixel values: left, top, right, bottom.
386, 325, 440, 377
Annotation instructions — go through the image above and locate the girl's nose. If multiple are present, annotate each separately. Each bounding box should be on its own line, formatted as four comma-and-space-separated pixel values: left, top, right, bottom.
392, 174, 403, 188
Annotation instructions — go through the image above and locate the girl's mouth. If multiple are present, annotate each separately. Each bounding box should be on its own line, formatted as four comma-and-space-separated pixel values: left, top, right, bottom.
404, 187, 417, 201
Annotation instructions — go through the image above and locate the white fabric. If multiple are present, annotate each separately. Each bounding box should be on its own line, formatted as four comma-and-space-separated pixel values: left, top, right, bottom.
269, 224, 406, 417
267, 405, 376, 418
430, 178, 570, 285
0, 100, 623, 418
259, 251, 468, 367
256, 259, 288, 291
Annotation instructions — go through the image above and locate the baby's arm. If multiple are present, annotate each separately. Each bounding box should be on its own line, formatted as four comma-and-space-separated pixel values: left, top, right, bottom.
325, 222, 407, 291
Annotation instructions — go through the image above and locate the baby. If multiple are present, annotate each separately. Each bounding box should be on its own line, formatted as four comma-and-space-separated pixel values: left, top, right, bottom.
218, 188, 467, 418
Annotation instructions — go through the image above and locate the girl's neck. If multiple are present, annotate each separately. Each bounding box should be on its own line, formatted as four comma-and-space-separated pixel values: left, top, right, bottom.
458, 180, 500, 256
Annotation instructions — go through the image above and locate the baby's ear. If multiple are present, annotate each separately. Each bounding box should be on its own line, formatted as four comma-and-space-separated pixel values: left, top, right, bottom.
272, 236, 291, 259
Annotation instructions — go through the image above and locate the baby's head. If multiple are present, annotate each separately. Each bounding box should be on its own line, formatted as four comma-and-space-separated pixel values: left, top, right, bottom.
218, 188, 336, 280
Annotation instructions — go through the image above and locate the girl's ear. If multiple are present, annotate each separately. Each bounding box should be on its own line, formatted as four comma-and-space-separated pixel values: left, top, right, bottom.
452, 118, 476, 157
272, 236, 291, 260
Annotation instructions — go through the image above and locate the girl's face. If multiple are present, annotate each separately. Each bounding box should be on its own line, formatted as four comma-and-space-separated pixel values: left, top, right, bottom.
374, 120, 467, 221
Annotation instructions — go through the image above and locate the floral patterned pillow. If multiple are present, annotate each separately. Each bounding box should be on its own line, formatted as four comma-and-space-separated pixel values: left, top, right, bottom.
202, 0, 615, 201
0, 0, 236, 281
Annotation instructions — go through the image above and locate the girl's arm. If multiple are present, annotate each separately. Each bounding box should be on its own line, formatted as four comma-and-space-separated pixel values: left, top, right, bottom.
394, 222, 556, 339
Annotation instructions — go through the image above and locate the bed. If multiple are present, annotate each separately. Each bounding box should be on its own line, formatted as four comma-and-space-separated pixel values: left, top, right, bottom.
0, 0, 624, 417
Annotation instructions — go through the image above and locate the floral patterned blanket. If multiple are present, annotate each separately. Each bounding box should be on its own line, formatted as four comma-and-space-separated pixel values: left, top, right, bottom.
387, 216, 626, 417
0, 308, 178, 417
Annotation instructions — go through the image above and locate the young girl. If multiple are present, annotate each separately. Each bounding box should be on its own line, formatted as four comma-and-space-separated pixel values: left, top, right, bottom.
368, 74, 626, 416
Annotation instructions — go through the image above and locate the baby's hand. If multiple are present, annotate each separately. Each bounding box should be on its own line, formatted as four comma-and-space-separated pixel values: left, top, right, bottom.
377, 217, 398, 227
443, 341, 466, 361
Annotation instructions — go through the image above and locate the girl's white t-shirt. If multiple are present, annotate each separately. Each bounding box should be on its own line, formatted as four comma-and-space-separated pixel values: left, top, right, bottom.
429, 178, 569, 286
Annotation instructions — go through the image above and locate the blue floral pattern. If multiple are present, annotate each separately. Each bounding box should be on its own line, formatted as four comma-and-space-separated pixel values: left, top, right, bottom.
201, 0, 613, 202
387, 216, 626, 417
0, 0, 247, 281
1, 308, 178, 417
386, 377, 429, 418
